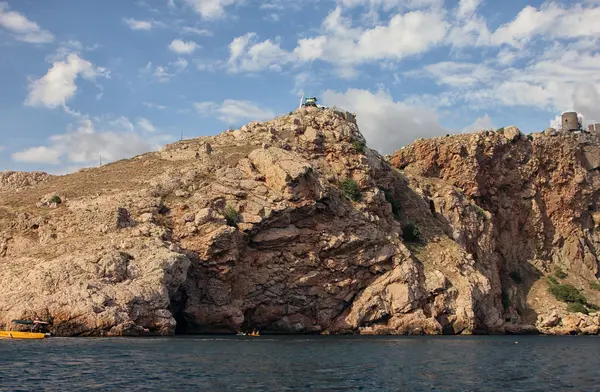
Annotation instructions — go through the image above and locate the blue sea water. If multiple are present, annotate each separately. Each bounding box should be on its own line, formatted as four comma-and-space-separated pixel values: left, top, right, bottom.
1, 335, 599, 391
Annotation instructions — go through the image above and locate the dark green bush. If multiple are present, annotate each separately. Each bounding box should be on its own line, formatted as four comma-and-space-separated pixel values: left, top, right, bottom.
590, 282, 600, 291
567, 302, 588, 314
340, 179, 361, 201
49, 195, 62, 204
547, 275, 559, 285
497, 127, 505, 134
223, 205, 240, 227
509, 271, 522, 284
548, 283, 587, 304
402, 222, 420, 242
352, 140, 365, 154
555, 267, 567, 279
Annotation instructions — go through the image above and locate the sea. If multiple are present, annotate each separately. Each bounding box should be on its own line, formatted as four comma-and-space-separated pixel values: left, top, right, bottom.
1, 335, 599, 391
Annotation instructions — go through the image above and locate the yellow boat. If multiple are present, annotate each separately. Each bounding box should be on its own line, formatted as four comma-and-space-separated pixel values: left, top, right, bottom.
0, 330, 47, 339
0, 318, 51, 339
248, 329, 260, 337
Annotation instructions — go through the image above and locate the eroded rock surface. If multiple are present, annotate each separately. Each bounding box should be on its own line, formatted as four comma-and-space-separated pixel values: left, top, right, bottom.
391, 128, 600, 334
2, 110, 600, 336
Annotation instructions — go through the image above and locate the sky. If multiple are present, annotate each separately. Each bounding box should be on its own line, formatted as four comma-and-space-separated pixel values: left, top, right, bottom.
1, 0, 600, 174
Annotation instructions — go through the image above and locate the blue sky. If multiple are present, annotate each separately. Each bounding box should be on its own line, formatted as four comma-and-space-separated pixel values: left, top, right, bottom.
1, 0, 599, 173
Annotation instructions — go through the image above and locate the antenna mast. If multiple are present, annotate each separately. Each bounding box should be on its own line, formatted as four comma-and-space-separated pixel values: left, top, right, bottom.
299, 92, 304, 109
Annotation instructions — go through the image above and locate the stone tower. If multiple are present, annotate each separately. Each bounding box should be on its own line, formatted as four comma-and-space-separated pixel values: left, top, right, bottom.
562, 112, 580, 131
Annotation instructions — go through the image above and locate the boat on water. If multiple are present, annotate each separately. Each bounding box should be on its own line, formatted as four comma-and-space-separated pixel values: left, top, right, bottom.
0, 319, 51, 340
236, 331, 247, 336
248, 329, 260, 337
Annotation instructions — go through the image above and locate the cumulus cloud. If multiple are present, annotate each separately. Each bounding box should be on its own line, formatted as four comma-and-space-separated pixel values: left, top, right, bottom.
12, 116, 168, 168
194, 99, 275, 123
322, 88, 447, 153
0, 2, 54, 43
169, 39, 200, 54
460, 114, 494, 134
123, 18, 154, 30
25, 53, 109, 109
182, 0, 242, 20
227, 6, 448, 75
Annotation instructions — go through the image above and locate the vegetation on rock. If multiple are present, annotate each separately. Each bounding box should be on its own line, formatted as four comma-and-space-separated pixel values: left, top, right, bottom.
223, 205, 240, 227
339, 178, 361, 201
401, 222, 420, 242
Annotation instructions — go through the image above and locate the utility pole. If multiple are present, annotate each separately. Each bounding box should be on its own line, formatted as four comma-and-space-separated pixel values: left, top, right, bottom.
180, 130, 183, 141
299, 92, 304, 109
99, 153, 102, 166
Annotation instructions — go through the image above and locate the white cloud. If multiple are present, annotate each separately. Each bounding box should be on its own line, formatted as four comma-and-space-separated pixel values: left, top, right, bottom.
25, 53, 109, 109
143, 102, 167, 110
12, 146, 62, 164
228, 32, 293, 72
168, 39, 200, 54
182, 26, 212, 36
12, 116, 170, 167
168, 0, 176, 9
194, 99, 275, 123
490, 3, 600, 47
137, 117, 157, 133
227, 6, 448, 75
460, 114, 494, 134
0, 145, 5, 151
322, 88, 447, 153
183, 0, 242, 20
123, 18, 154, 30
142, 58, 188, 82
0, 2, 54, 43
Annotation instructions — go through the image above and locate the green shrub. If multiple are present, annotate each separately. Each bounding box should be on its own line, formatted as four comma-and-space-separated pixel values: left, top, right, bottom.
497, 127, 505, 134
590, 282, 600, 291
402, 222, 421, 242
223, 205, 240, 227
567, 302, 588, 314
474, 205, 485, 217
555, 267, 567, 279
548, 283, 587, 304
547, 275, 559, 285
352, 140, 365, 154
509, 271, 522, 284
340, 179, 361, 202
49, 195, 62, 204
527, 134, 534, 141
383, 189, 401, 217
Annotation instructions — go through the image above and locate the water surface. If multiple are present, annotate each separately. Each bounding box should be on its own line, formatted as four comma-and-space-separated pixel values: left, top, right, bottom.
1, 335, 599, 391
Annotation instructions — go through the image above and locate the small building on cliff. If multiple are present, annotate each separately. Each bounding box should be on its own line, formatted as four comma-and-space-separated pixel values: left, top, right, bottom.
589, 123, 600, 133
562, 112, 581, 132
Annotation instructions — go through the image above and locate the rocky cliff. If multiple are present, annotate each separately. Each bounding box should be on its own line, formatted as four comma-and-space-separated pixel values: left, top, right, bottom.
391, 126, 600, 334
1, 111, 599, 336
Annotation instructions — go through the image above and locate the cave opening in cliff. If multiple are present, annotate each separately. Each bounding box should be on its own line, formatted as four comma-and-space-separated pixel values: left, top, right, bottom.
170, 287, 189, 335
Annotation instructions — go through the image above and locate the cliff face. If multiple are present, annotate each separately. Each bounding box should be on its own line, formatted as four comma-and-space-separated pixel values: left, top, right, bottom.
390, 127, 600, 334
1, 111, 598, 336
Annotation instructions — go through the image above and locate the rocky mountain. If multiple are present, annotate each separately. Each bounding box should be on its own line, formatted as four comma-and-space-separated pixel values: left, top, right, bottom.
1, 110, 599, 336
